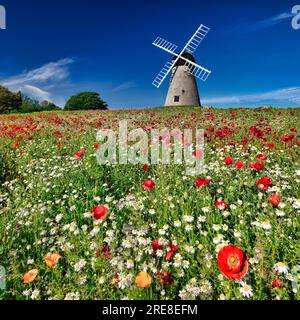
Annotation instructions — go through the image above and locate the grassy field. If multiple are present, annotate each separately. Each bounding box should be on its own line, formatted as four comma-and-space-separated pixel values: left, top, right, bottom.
0, 106, 299, 300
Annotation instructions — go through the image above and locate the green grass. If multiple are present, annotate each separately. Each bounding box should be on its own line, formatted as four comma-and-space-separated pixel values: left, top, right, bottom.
0, 106, 299, 300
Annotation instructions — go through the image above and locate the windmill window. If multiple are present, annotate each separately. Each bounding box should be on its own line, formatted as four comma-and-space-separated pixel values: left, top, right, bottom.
174, 96, 180, 102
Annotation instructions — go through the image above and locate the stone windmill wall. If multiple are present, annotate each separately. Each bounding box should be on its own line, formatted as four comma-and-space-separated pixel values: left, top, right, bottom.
164, 52, 201, 107
165, 65, 201, 106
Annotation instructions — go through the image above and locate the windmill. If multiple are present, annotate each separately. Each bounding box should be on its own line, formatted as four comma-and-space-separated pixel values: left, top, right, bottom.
152, 24, 211, 107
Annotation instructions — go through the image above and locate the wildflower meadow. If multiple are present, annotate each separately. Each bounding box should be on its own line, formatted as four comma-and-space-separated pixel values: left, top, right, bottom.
0, 106, 299, 300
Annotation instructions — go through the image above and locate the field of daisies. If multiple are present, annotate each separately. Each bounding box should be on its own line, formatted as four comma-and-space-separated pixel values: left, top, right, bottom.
0, 106, 299, 300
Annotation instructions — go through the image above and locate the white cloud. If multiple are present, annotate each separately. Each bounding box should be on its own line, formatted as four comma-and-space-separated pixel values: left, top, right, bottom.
202, 87, 300, 106
0, 58, 74, 106
22, 85, 51, 101
228, 11, 294, 33
112, 81, 137, 92
248, 11, 294, 31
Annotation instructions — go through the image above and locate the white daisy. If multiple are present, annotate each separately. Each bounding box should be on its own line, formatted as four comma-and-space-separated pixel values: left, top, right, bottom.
261, 220, 272, 230
274, 262, 289, 274
182, 260, 190, 269
240, 282, 253, 298
174, 220, 181, 227
275, 210, 285, 217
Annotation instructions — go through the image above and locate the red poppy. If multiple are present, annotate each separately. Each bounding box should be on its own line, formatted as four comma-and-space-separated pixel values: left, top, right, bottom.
234, 161, 244, 170
166, 250, 175, 260
74, 150, 85, 159
239, 139, 248, 147
12, 141, 20, 149
257, 176, 272, 190
195, 178, 210, 187
91, 205, 108, 220
215, 200, 227, 211
96, 244, 110, 260
224, 157, 234, 165
166, 242, 178, 260
93, 144, 99, 150
272, 279, 283, 288
193, 149, 202, 159
170, 242, 178, 251
281, 134, 295, 142
249, 162, 264, 171
143, 164, 149, 171
268, 194, 280, 207
250, 126, 264, 139
152, 239, 163, 251
217, 246, 248, 280
263, 142, 275, 150
257, 154, 267, 162
156, 271, 174, 285
143, 180, 156, 190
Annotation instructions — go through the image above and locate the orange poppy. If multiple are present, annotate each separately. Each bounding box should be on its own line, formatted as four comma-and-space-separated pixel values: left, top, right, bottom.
135, 271, 152, 288
23, 269, 39, 284
44, 253, 62, 268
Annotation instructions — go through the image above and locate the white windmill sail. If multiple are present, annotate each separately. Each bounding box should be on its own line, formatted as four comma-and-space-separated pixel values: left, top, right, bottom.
181, 58, 211, 81
152, 37, 178, 54
184, 24, 210, 54
152, 61, 174, 88
152, 24, 211, 88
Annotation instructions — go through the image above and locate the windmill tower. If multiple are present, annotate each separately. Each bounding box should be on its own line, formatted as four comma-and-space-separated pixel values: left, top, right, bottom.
152, 25, 211, 107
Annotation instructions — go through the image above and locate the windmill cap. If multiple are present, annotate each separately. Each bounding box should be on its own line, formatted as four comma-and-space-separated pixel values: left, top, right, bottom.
172, 52, 195, 66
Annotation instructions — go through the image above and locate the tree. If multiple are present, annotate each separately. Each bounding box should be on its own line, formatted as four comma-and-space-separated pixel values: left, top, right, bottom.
15, 96, 61, 113
40, 100, 60, 111
0, 86, 22, 114
21, 94, 40, 107
64, 92, 108, 111
44, 102, 60, 111
17, 94, 41, 113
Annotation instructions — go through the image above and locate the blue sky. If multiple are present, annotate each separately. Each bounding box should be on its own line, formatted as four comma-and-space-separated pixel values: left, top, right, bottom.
0, 0, 299, 108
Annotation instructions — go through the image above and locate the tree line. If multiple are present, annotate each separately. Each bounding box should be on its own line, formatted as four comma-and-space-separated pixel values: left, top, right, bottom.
0, 85, 108, 114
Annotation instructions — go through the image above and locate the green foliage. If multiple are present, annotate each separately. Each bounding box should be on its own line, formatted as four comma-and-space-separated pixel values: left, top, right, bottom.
46, 103, 60, 111
12, 97, 61, 113
40, 100, 60, 111
64, 92, 108, 111
18, 103, 40, 113
0, 86, 22, 114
